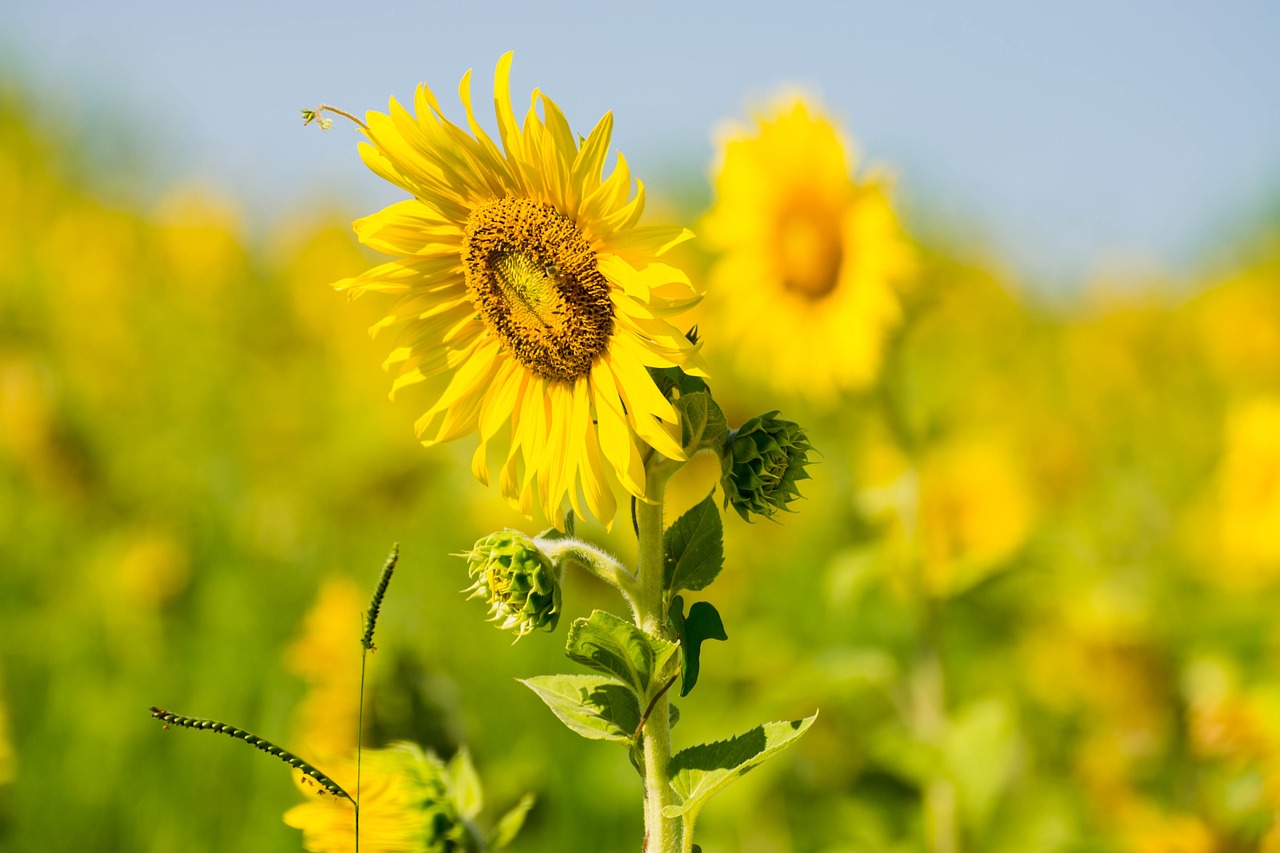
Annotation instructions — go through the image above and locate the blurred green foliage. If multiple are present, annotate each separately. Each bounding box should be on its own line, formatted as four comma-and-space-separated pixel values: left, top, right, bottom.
3, 80, 1280, 853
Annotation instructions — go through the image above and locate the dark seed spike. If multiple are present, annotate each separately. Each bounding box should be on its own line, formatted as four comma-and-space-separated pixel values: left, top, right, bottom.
361, 543, 399, 651
148, 706, 353, 803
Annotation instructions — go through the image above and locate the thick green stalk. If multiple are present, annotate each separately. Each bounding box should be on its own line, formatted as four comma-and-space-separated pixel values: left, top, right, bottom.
637, 455, 680, 852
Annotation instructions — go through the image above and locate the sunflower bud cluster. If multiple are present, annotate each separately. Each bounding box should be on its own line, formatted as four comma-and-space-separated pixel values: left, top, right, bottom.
463, 531, 562, 639
722, 412, 814, 521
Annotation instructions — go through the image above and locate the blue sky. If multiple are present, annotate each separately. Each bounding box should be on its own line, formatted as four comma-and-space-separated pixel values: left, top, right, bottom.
2, 1, 1277, 287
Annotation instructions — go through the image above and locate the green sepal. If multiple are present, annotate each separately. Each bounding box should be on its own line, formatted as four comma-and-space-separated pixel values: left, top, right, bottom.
668, 595, 728, 697
663, 494, 725, 595
446, 747, 483, 820
647, 362, 711, 400
565, 610, 680, 701
519, 674, 642, 743
672, 391, 729, 458
535, 511, 576, 541
490, 793, 536, 849
662, 712, 818, 820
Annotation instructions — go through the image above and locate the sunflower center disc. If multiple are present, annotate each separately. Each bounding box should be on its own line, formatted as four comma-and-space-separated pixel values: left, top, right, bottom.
778, 211, 843, 299
462, 197, 615, 382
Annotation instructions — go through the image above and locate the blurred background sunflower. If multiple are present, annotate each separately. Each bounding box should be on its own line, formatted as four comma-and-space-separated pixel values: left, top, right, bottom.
1, 2, 1279, 852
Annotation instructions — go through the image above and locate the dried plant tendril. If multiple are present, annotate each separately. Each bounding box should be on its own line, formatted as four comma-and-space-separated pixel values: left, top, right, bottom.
362, 543, 399, 651
148, 706, 352, 803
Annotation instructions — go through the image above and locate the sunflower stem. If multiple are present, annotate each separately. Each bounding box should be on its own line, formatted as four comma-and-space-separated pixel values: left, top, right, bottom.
637, 453, 681, 852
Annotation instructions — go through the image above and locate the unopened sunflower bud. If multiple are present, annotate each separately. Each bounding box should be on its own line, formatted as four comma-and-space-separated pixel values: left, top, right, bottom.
463, 530, 562, 639
722, 412, 813, 521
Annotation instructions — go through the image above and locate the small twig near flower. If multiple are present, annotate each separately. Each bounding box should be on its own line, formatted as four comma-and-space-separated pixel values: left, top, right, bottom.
300, 104, 368, 131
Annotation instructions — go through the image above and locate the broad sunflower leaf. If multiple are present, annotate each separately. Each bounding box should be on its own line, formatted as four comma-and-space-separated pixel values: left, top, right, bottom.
519, 674, 641, 743
663, 495, 725, 594
565, 611, 680, 699
662, 713, 818, 819
668, 595, 728, 697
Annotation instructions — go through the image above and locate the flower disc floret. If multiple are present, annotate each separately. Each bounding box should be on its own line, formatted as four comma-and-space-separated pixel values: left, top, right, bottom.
722, 412, 813, 521
461, 197, 614, 382
464, 530, 561, 639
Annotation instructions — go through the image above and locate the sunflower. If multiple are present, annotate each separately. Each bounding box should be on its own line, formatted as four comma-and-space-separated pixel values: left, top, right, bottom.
338, 54, 706, 526
703, 96, 915, 403
283, 743, 467, 853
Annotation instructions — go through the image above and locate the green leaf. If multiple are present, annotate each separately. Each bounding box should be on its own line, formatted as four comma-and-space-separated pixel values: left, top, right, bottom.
519, 674, 642, 743
668, 596, 728, 697
663, 712, 818, 819
490, 792, 536, 849
565, 610, 679, 698
673, 391, 728, 456
663, 495, 725, 594
446, 747, 483, 820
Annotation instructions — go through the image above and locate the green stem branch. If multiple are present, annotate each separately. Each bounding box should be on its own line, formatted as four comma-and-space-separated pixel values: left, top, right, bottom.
535, 537, 640, 621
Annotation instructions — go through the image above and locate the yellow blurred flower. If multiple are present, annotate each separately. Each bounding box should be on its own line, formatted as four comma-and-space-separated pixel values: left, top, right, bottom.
703, 96, 915, 403
341, 53, 706, 527
0, 353, 71, 495
1213, 398, 1280, 584
1122, 809, 1218, 853
916, 438, 1034, 595
1020, 584, 1171, 787
286, 578, 366, 764
116, 531, 190, 609
1191, 265, 1280, 389
284, 743, 468, 853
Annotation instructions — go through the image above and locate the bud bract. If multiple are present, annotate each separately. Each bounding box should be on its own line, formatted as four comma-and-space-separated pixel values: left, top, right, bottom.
722, 412, 813, 521
463, 530, 562, 639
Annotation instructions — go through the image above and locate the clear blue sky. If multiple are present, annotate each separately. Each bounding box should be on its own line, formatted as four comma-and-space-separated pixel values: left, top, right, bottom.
3, 0, 1277, 286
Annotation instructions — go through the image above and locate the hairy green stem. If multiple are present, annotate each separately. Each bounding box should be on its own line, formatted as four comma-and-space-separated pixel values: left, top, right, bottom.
535, 537, 640, 621
638, 454, 681, 852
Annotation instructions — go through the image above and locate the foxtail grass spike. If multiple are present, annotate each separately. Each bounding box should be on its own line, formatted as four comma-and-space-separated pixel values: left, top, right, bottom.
362, 543, 399, 651
149, 706, 352, 802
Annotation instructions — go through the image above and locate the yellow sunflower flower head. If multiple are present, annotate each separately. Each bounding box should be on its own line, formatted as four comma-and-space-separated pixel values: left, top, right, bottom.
703, 94, 916, 404
337, 53, 708, 528
284, 743, 472, 853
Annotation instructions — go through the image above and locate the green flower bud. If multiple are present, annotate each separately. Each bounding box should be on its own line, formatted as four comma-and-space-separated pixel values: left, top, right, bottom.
462, 530, 562, 639
722, 412, 814, 521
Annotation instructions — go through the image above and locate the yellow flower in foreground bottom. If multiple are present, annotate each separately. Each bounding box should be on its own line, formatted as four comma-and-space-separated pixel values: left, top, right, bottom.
341, 53, 706, 527
284, 744, 468, 853
703, 97, 915, 403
